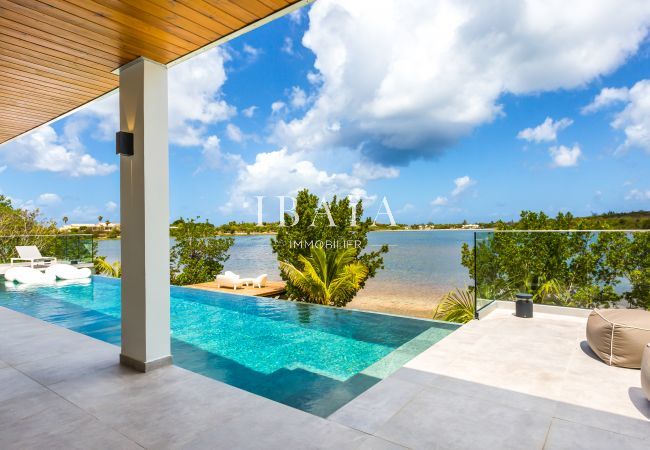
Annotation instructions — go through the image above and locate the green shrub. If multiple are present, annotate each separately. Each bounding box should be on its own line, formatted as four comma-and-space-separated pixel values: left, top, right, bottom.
170, 218, 234, 286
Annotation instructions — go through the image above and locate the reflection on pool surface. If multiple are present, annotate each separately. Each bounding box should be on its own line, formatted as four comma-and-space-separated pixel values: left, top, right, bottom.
0, 276, 458, 416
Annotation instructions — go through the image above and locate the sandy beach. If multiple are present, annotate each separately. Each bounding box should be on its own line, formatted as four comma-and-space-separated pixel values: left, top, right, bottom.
345, 279, 453, 319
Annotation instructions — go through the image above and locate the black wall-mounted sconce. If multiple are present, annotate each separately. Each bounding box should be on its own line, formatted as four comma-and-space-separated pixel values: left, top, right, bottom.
116, 131, 134, 156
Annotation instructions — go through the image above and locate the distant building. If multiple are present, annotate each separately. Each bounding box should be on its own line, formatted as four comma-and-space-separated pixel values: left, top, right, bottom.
461, 223, 480, 229
59, 222, 120, 232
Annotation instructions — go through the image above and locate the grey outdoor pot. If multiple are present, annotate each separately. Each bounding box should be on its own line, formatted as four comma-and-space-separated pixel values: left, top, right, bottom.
515, 293, 533, 318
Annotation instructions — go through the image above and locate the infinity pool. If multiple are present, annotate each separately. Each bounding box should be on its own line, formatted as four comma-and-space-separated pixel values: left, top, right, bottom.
0, 276, 458, 416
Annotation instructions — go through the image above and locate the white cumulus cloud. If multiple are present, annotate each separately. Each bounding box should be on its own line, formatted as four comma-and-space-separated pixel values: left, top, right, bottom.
167, 47, 235, 146
0, 125, 116, 177
288, 9, 303, 24
242, 106, 258, 118
452, 175, 476, 197
243, 44, 261, 60
271, 101, 287, 114
289, 86, 308, 109
78, 47, 235, 148
37, 193, 61, 205
431, 175, 476, 209
517, 117, 573, 143
282, 37, 295, 55
221, 148, 395, 213
431, 196, 449, 206
625, 188, 650, 201
1, 47, 235, 176
226, 124, 244, 143
351, 162, 399, 180
200, 135, 243, 171
610, 80, 650, 153
273, 0, 650, 164
581, 87, 630, 114
549, 144, 582, 167
105, 201, 118, 213
584, 80, 650, 153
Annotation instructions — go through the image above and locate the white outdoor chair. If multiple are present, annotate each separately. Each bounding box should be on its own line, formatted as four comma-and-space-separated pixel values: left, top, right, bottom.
241, 274, 268, 288
216, 272, 245, 290
11, 246, 57, 268
252, 274, 268, 288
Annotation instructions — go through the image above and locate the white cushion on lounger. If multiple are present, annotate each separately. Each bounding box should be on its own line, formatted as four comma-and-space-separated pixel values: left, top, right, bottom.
45, 264, 92, 280
4, 266, 34, 282
12, 267, 56, 284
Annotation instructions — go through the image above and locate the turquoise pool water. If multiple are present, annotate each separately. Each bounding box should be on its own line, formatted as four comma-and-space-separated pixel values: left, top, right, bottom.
0, 277, 458, 416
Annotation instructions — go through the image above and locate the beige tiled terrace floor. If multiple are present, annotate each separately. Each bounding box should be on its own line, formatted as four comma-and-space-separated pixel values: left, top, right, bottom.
0, 307, 390, 449
331, 308, 650, 449
2, 305, 649, 449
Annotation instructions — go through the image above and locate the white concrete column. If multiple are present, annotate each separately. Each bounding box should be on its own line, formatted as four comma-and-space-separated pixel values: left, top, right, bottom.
118, 57, 171, 372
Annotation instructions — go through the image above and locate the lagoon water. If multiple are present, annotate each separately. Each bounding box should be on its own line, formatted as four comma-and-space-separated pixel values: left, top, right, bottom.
98, 230, 473, 317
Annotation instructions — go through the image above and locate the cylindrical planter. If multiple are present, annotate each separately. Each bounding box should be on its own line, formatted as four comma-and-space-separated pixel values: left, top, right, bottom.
515, 293, 533, 318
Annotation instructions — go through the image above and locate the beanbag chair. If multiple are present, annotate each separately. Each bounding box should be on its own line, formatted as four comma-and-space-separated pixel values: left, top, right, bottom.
586, 309, 650, 369
642, 344, 650, 400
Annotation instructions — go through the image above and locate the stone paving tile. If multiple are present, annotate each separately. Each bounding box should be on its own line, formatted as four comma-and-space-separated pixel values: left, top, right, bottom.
329, 376, 425, 434
15, 343, 119, 386
375, 386, 553, 450
0, 395, 140, 450
544, 418, 649, 450
0, 366, 48, 403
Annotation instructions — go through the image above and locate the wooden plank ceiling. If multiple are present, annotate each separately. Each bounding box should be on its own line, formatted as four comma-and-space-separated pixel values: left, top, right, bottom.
0, 0, 302, 144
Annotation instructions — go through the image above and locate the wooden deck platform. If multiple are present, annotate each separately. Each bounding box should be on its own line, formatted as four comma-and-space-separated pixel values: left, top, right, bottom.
187, 280, 286, 298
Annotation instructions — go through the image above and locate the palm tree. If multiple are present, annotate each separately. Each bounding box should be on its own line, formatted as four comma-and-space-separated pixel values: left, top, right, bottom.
97, 215, 103, 224
62, 216, 69, 225
433, 288, 475, 323
279, 247, 368, 307
94, 256, 121, 278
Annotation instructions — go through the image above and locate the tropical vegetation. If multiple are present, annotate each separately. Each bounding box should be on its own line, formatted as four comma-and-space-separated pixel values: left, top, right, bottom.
169, 217, 234, 286
0, 195, 96, 263
93, 256, 121, 278
279, 247, 368, 307
0, 195, 56, 262
432, 288, 475, 323
272, 189, 388, 306
461, 211, 650, 310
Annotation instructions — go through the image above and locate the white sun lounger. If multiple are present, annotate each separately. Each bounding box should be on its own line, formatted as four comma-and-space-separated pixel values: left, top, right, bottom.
11, 246, 57, 268
216, 271, 246, 290
241, 274, 268, 288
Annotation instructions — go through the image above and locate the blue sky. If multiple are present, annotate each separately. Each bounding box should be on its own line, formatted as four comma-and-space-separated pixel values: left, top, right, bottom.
1, 1, 649, 225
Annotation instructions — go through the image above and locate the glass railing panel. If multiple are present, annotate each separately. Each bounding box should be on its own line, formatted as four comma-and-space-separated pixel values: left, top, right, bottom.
0, 234, 95, 265
473, 230, 649, 311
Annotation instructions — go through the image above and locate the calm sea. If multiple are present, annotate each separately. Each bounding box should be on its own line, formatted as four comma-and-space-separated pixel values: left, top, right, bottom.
97, 230, 473, 304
